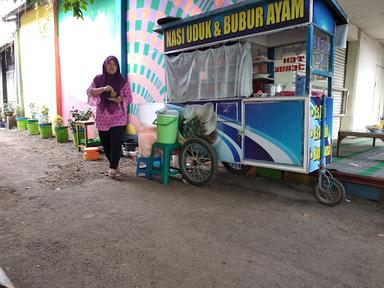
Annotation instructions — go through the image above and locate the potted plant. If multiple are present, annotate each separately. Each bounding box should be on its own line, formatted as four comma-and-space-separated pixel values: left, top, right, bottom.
0, 106, 5, 128
3, 103, 16, 129
52, 115, 69, 143
38, 105, 53, 139
3, 103, 15, 117
15, 105, 28, 131
29, 102, 39, 119
26, 102, 39, 135
68, 107, 93, 147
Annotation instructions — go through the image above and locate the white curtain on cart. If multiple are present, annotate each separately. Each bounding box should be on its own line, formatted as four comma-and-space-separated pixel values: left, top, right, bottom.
165, 42, 253, 102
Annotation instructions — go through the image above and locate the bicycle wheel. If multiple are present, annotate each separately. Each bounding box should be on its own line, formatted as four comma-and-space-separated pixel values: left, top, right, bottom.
314, 177, 346, 207
179, 138, 218, 186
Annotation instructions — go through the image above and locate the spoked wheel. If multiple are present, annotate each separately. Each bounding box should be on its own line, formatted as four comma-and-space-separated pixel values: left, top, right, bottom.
222, 162, 251, 174
179, 138, 218, 186
314, 176, 346, 207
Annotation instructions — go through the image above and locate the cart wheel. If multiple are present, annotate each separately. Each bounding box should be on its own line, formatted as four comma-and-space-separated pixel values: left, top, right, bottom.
314, 177, 346, 207
179, 138, 218, 186
222, 162, 251, 174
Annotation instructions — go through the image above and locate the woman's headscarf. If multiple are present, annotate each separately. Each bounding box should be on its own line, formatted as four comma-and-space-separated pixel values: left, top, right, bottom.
93, 56, 127, 113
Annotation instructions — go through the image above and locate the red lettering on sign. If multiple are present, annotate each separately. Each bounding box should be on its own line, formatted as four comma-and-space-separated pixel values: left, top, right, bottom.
274, 64, 306, 73
297, 55, 305, 62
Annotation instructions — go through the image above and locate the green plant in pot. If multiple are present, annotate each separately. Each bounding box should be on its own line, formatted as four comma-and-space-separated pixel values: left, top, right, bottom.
3, 103, 15, 117
29, 102, 39, 120
15, 105, 28, 131
15, 105, 24, 117
27, 102, 39, 135
52, 115, 69, 143
38, 105, 53, 139
68, 107, 93, 147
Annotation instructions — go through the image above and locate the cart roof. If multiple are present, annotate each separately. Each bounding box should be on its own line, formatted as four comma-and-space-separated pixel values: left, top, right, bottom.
154, 0, 348, 34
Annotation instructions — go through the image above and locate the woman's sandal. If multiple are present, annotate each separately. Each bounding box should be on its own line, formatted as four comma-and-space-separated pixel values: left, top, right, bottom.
109, 170, 124, 178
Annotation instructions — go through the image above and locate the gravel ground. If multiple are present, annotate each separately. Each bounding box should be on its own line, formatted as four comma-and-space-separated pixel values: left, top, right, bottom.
0, 129, 383, 288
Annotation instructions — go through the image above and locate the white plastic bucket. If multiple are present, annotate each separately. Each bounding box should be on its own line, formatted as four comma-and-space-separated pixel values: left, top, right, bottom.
138, 103, 165, 128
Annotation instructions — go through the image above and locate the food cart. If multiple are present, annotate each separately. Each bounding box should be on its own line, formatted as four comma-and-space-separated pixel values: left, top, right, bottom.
154, 0, 348, 206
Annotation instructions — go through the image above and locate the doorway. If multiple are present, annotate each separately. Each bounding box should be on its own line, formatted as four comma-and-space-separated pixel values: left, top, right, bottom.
374, 65, 384, 121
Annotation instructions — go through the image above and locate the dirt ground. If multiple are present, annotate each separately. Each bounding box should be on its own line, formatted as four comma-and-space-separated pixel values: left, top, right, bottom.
0, 129, 384, 288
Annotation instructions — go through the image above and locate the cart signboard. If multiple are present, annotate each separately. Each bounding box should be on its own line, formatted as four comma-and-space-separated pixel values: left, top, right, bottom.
162, 0, 310, 53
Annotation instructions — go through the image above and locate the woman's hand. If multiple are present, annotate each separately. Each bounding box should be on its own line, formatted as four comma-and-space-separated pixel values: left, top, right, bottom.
107, 96, 122, 103
103, 85, 114, 93
90, 85, 114, 97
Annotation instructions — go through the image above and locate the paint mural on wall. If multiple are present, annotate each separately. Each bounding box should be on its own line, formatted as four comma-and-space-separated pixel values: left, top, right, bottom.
58, 0, 244, 132
58, 0, 121, 129
126, 0, 245, 132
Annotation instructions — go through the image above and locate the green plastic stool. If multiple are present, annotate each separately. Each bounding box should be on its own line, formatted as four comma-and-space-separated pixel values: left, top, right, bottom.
146, 142, 181, 185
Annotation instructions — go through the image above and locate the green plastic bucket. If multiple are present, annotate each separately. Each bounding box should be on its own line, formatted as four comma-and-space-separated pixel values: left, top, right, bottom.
16, 117, 28, 130
55, 126, 69, 143
154, 109, 179, 144
71, 127, 84, 147
26, 119, 39, 135
39, 123, 53, 139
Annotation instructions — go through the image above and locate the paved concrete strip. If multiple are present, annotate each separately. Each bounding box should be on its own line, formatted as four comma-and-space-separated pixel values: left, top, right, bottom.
333, 146, 382, 162
360, 161, 384, 177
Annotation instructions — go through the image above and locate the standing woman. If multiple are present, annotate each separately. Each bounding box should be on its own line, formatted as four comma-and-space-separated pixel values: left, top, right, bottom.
87, 56, 132, 178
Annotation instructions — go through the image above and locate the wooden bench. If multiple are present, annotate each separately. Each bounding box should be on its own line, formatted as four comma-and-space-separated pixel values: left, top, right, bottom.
336, 130, 384, 156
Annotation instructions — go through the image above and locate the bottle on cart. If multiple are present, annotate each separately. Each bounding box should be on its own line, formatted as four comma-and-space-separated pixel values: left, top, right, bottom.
380, 115, 384, 127
295, 73, 306, 96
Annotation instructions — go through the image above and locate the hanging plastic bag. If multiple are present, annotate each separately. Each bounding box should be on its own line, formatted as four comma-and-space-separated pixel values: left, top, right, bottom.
183, 103, 217, 136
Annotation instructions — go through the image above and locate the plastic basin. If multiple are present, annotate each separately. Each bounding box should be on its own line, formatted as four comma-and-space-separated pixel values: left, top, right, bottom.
83, 147, 100, 161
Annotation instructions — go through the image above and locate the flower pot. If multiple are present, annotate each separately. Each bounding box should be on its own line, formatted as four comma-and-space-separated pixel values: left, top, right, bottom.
71, 127, 84, 147
26, 119, 39, 135
16, 117, 28, 130
6, 115, 16, 130
55, 126, 69, 143
39, 123, 53, 139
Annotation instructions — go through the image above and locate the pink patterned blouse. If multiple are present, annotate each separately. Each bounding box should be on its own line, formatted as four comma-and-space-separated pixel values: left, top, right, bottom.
87, 82, 132, 131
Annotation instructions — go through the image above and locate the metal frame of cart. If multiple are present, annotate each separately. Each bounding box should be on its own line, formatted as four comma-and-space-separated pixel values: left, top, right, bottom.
155, 0, 349, 206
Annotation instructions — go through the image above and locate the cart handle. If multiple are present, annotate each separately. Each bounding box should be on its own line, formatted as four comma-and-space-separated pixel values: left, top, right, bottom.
152, 118, 178, 126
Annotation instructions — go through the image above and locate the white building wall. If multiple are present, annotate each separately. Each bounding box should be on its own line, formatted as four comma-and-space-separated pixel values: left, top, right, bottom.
19, 5, 56, 119
343, 30, 384, 130
0, 0, 23, 46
